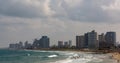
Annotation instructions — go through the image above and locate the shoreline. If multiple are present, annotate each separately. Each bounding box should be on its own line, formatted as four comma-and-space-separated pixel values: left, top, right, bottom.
8, 48, 115, 54
24, 49, 120, 62
6, 48, 120, 63
111, 52, 120, 63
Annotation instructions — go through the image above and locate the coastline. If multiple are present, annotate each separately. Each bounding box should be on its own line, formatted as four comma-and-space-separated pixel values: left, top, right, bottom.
8, 48, 116, 54
111, 52, 120, 63
26, 49, 120, 63
7, 48, 119, 63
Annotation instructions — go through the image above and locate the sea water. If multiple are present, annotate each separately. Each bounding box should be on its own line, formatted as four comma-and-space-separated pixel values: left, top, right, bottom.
0, 49, 117, 63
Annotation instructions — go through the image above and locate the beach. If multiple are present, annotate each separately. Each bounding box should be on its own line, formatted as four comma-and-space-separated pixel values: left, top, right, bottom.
112, 52, 120, 63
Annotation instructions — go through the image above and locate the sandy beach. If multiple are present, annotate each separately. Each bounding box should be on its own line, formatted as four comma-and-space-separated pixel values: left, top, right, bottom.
112, 52, 120, 63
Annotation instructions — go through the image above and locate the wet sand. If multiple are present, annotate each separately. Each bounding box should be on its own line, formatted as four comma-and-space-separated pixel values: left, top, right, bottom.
112, 52, 120, 63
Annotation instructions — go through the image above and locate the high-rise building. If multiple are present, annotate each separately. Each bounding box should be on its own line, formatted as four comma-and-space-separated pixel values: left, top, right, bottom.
9, 42, 23, 49
88, 30, 98, 49
9, 44, 16, 49
64, 42, 69, 47
76, 36, 80, 48
99, 33, 105, 42
24, 41, 28, 48
58, 40, 72, 48
68, 40, 72, 47
24, 41, 32, 49
76, 35, 84, 48
32, 39, 39, 48
98, 33, 107, 49
40, 36, 50, 48
58, 41, 63, 48
105, 32, 116, 47
9, 41, 23, 49
32, 36, 50, 49
19, 41, 23, 49
84, 33, 89, 48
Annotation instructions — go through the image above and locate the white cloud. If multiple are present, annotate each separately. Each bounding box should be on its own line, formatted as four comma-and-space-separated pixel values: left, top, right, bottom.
44, 0, 55, 16
64, 0, 83, 8
101, 0, 120, 22
102, 0, 120, 11
0, 0, 108, 22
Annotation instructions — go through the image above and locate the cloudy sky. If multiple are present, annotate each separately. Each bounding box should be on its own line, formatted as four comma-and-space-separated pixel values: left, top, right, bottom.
0, 0, 120, 48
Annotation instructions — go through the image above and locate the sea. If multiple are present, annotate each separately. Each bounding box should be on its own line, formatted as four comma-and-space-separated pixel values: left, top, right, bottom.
0, 49, 117, 63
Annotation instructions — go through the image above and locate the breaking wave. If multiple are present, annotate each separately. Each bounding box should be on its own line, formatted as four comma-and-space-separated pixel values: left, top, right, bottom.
48, 55, 58, 58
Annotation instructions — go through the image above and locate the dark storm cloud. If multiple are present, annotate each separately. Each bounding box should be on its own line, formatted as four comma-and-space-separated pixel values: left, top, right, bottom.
0, 0, 46, 18
52, 0, 113, 22
0, 0, 119, 22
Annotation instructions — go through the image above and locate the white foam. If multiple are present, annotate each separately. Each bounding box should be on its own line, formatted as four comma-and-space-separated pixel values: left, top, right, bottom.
50, 59, 73, 63
50, 57, 92, 63
27, 53, 30, 56
84, 55, 93, 59
50, 53, 93, 63
50, 52, 110, 63
72, 58, 91, 63
68, 53, 75, 55
73, 54, 79, 56
48, 55, 58, 58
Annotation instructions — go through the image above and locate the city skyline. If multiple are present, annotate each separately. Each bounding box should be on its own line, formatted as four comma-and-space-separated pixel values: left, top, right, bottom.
76, 30, 116, 49
9, 30, 117, 49
1, 0, 120, 48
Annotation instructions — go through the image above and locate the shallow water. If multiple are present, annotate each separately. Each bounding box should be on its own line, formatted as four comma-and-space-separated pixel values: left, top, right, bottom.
0, 49, 117, 63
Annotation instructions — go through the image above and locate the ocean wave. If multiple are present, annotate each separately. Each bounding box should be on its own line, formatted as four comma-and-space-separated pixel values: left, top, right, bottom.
50, 59, 72, 63
50, 53, 109, 63
48, 55, 58, 58
50, 53, 92, 63
50, 57, 91, 63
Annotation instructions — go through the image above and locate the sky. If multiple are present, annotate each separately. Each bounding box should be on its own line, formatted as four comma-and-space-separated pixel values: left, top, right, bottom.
0, 0, 120, 48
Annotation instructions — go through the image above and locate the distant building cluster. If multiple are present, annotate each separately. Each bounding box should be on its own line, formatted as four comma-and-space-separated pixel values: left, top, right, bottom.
9, 36, 50, 49
58, 40, 72, 48
76, 30, 116, 49
9, 41, 23, 49
9, 30, 117, 50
